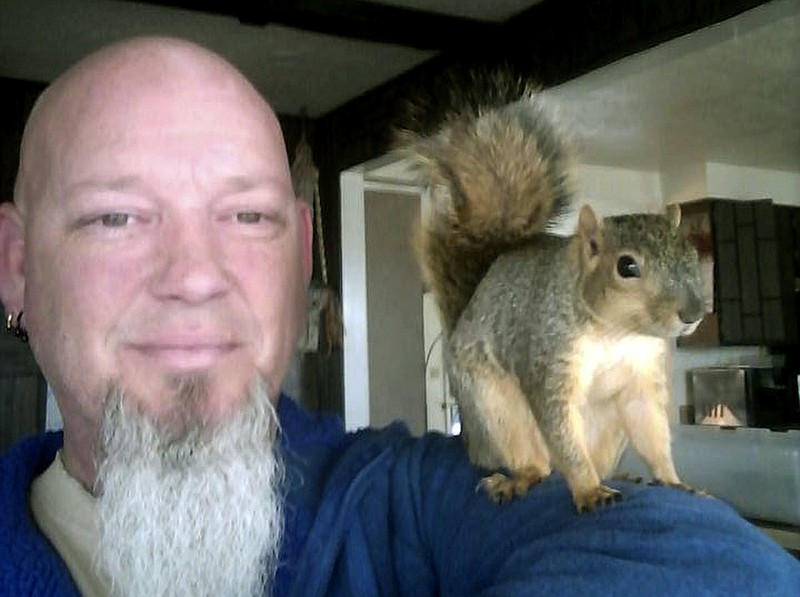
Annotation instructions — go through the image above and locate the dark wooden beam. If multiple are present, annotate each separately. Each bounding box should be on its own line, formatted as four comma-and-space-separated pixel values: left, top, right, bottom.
494, 0, 775, 85
124, 0, 501, 51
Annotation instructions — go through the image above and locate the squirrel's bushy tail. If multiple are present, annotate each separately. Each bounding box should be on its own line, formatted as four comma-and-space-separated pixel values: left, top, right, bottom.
399, 82, 573, 334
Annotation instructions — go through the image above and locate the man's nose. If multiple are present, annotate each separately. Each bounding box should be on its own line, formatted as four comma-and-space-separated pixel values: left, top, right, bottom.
151, 217, 231, 303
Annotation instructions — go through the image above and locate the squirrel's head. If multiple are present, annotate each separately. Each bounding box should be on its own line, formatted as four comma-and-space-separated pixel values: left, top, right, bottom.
577, 204, 705, 338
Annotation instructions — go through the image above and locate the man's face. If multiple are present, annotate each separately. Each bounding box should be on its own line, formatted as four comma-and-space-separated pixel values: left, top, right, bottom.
21, 72, 312, 433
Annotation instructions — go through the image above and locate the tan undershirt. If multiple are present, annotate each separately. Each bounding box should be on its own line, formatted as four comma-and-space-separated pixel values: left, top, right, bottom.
30, 451, 111, 597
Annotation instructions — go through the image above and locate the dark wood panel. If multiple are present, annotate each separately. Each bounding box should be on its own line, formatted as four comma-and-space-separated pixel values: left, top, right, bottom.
124, 0, 500, 51
0, 374, 47, 452
0, 308, 47, 451
0, 78, 46, 205
681, 199, 799, 349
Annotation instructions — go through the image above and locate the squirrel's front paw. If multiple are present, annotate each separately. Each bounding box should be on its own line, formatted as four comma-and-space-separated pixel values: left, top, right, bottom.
479, 468, 547, 503
573, 484, 622, 513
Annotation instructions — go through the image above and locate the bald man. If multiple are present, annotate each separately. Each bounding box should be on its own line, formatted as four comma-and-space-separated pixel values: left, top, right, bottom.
1, 37, 798, 597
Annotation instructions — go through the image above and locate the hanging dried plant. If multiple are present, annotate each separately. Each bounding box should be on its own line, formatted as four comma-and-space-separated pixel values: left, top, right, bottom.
291, 127, 344, 355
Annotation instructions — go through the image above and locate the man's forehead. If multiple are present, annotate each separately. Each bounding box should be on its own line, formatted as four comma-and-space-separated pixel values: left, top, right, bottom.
28, 37, 279, 155
17, 38, 291, 211
55, 37, 252, 96
53, 63, 271, 134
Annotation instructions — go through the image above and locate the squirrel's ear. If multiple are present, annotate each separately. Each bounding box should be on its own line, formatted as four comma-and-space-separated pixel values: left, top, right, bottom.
578, 204, 602, 261
666, 203, 682, 228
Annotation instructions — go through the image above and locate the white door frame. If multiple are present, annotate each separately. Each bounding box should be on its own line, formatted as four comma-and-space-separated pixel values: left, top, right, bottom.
339, 162, 425, 431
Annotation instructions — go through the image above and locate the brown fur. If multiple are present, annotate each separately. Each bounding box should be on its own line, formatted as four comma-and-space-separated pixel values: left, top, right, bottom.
401, 90, 572, 335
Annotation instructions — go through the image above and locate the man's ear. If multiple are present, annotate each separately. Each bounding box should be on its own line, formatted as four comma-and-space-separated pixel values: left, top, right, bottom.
0, 201, 26, 313
296, 199, 314, 284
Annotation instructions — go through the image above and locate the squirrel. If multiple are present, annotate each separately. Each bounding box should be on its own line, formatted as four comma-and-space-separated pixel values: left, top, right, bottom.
398, 81, 706, 513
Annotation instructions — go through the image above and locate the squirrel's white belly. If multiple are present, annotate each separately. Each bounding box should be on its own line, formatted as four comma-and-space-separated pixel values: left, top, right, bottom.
571, 333, 669, 475
572, 333, 667, 403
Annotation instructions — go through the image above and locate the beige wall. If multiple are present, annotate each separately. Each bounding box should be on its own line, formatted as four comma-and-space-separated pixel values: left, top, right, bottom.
364, 189, 426, 435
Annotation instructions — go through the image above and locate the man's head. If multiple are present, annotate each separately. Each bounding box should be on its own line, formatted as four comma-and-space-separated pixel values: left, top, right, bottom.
0, 36, 313, 485
0, 36, 313, 595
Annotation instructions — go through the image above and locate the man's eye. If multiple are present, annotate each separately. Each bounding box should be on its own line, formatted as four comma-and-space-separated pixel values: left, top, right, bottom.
236, 212, 264, 224
227, 209, 285, 238
99, 213, 130, 228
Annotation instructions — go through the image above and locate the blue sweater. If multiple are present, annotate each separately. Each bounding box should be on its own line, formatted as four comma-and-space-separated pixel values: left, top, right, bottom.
1, 396, 798, 596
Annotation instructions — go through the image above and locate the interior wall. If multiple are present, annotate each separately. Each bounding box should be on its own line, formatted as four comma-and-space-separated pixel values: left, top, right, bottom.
546, 164, 663, 236
705, 162, 800, 201
364, 188, 426, 435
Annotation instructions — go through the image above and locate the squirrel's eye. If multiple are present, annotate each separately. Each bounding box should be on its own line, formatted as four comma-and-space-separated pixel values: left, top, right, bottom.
617, 255, 641, 278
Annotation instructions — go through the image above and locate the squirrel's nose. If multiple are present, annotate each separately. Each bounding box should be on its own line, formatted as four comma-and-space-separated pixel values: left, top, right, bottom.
679, 294, 705, 324
679, 310, 703, 325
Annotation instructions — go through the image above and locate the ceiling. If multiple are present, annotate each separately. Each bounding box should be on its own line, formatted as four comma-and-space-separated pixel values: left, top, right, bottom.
544, 0, 800, 172
1, 0, 798, 173
0, 0, 539, 117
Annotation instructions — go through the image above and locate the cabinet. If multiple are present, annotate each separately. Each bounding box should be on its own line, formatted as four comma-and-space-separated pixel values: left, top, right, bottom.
678, 198, 800, 348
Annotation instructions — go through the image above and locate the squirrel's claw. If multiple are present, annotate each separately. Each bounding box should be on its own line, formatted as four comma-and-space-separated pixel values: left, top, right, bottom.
648, 479, 711, 498
612, 472, 644, 484
574, 485, 623, 513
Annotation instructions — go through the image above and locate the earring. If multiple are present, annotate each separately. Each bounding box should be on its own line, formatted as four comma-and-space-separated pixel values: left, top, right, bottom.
5, 311, 28, 343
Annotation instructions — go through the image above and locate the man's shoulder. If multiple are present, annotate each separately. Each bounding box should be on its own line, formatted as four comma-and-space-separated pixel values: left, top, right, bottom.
277, 395, 457, 462
0, 430, 63, 523
0, 431, 81, 597
277, 394, 347, 452
0, 431, 63, 488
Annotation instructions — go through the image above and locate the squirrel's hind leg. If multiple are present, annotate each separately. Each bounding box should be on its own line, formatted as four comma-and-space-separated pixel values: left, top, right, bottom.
450, 351, 552, 503
525, 373, 622, 512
